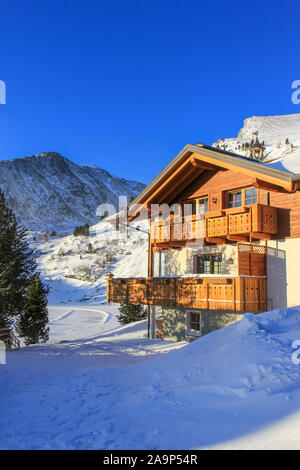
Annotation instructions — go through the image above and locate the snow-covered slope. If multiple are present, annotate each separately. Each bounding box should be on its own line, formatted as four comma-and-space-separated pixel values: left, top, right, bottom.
0, 152, 145, 231
213, 113, 300, 173
33, 216, 149, 304
1, 306, 300, 449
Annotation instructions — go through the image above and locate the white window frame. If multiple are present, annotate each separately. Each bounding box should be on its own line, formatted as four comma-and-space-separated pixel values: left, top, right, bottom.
186, 310, 202, 337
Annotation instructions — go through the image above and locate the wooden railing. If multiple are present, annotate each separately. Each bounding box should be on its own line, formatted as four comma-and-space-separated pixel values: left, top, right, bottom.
107, 275, 267, 313
150, 204, 277, 243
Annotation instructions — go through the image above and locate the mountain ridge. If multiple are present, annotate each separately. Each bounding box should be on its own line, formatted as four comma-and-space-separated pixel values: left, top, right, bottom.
0, 151, 145, 231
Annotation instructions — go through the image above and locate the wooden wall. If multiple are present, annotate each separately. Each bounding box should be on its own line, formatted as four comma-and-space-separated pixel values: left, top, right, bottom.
175, 168, 300, 240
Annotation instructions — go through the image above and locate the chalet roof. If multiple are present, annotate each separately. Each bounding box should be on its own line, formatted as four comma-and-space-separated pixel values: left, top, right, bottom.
129, 143, 300, 217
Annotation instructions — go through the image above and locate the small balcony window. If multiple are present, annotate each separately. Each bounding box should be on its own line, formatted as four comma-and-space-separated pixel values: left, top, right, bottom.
183, 197, 208, 216
245, 187, 257, 205
227, 187, 257, 208
227, 190, 242, 208
195, 254, 222, 274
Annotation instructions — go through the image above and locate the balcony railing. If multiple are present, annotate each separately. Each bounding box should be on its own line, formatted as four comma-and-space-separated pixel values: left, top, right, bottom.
107, 275, 267, 313
150, 203, 277, 244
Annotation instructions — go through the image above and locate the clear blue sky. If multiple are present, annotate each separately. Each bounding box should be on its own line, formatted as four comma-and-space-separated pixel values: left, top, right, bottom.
0, 0, 299, 183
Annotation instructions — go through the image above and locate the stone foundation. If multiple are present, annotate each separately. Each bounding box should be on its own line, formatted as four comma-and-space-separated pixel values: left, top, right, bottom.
162, 307, 244, 342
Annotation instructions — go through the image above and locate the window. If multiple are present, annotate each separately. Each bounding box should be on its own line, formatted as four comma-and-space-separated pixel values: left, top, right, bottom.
183, 197, 209, 216
195, 254, 222, 274
227, 190, 242, 208
198, 197, 209, 215
244, 187, 257, 205
187, 311, 201, 335
227, 187, 257, 208
153, 251, 165, 277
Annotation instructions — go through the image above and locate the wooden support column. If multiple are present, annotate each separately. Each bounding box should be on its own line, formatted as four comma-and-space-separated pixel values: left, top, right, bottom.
105, 273, 114, 302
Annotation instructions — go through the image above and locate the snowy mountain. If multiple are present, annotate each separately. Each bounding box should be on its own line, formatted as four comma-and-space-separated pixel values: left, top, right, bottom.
213, 113, 300, 173
0, 152, 145, 231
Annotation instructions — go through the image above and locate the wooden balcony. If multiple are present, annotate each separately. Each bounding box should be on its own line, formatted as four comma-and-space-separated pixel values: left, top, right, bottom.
150, 203, 277, 245
107, 275, 267, 313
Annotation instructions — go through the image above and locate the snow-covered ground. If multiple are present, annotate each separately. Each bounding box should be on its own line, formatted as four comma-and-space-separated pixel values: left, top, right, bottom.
32, 216, 149, 309
1, 304, 300, 450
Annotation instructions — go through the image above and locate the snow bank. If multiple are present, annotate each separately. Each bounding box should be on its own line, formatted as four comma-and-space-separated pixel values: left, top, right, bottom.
1, 307, 300, 449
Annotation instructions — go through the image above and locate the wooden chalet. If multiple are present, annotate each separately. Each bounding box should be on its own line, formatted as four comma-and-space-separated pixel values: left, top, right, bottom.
107, 143, 300, 341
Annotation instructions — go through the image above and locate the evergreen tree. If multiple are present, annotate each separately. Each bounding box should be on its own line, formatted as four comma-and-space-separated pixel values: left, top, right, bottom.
17, 274, 49, 345
87, 242, 94, 253
117, 303, 147, 325
0, 190, 36, 323
82, 223, 90, 236
0, 261, 14, 347
0, 189, 49, 347
73, 224, 90, 237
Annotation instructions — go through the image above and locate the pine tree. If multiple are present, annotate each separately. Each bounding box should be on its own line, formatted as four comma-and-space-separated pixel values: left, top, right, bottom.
0, 190, 36, 323
0, 189, 50, 347
17, 274, 49, 345
117, 303, 147, 325
0, 261, 14, 347
73, 224, 90, 237
82, 223, 90, 236
87, 242, 94, 253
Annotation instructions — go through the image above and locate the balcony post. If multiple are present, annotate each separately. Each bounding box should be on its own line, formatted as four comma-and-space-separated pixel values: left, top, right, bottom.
105, 272, 114, 302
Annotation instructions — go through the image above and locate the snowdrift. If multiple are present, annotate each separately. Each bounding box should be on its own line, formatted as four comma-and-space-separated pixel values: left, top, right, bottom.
1, 307, 300, 449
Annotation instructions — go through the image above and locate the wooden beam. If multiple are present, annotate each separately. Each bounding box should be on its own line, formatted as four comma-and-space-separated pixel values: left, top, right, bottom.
190, 157, 225, 172
153, 241, 186, 249
227, 234, 249, 242
251, 232, 272, 240
206, 237, 228, 244
142, 156, 196, 208
155, 165, 204, 204
253, 178, 282, 192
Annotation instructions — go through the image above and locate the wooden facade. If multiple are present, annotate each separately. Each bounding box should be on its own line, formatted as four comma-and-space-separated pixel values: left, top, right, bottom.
150, 203, 277, 246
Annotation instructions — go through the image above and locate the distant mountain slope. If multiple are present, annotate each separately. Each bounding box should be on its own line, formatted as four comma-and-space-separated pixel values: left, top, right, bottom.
213, 113, 300, 173
0, 152, 145, 231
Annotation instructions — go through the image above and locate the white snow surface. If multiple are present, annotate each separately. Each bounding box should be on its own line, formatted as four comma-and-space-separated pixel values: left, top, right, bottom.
31, 215, 149, 313
1, 300, 300, 449
213, 113, 300, 174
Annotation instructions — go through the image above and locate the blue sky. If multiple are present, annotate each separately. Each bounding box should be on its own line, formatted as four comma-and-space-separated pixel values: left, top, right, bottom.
0, 0, 299, 183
